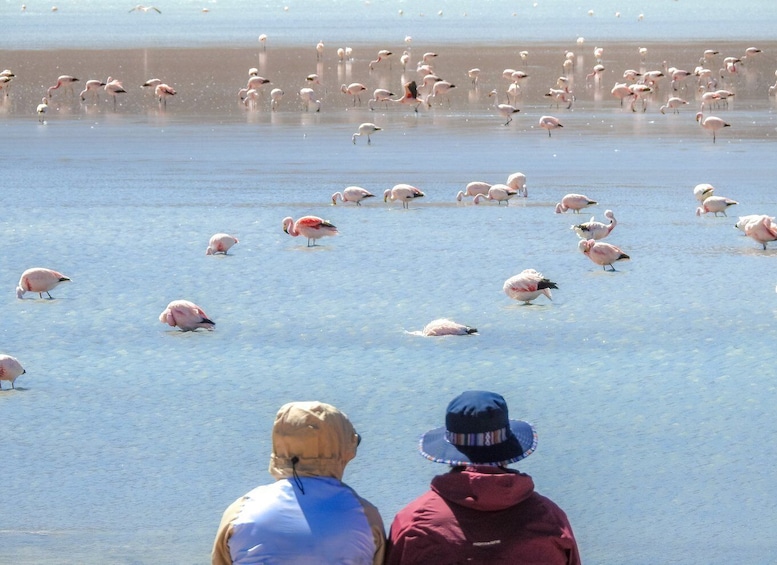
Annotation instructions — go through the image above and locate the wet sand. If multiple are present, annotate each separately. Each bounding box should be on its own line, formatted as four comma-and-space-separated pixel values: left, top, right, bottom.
2, 41, 775, 124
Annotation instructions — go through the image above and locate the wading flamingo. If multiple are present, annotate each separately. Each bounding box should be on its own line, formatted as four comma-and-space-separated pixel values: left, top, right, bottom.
352, 122, 382, 144
743, 216, 777, 249
394, 80, 422, 113
159, 300, 215, 331
421, 318, 477, 336
299, 88, 321, 112
36, 97, 48, 122
506, 172, 528, 197
473, 184, 518, 205
578, 239, 630, 271
539, 115, 563, 136
572, 210, 617, 240
341, 82, 367, 105
503, 269, 558, 304
79, 79, 106, 102
0, 354, 26, 390
555, 194, 597, 213
205, 233, 239, 255
384, 184, 424, 209
155, 83, 176, 107
368, 88, 394, 110
488, 89, 519, 125
696, 196, 738, 217
282, 216, 339, 246
456, 181, 491, 201
16, 267, 70, 299
693, 183, 715, 202
331, 186, 375, 205
47, 75, 79, 98
696, 111, 730, 143
104, 77, 126, 109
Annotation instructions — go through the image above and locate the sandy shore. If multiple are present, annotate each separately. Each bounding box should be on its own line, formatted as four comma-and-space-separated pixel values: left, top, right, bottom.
1, 41, 774, 120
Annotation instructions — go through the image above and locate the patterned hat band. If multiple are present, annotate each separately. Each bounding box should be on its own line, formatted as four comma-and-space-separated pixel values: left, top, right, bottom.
445, 426, 511, 447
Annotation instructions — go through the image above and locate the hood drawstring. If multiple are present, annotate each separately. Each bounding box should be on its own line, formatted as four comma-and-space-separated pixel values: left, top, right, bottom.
291, 456, 305, 494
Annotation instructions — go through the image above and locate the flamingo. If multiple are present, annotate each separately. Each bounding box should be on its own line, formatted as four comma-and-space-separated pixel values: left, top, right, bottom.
341, 82, 367, 106
47, 75, 79, 98
155, 83, 176, 107
205, 233, 239, 255
426, 80, 456, 107
368, 88, 394, 110
36, 97, 48, 122
696, 196, 738, 217
473, 184, 518, 205
421, 318, 477, 336
299, 88, 321, 112
422, 52, 438, 64
16, 267, 70, 299
282, 216, 338, 246
159, 300, 215, 331
578, 239, 630, 271
693, 183, 715, 202
270, 88, 284, 110
735, 214, 774, 232
456, 181, 491, 201
659, 97, 689, 114
506, 172, 527, 197
368, 49, 392, 70
488, 89, 519, 125
315, 40, 325, 61
539, 115, 563, 136
572, 210, 617, 240
352, 122, 382, 144
384, 184, 424, 209
258, 34, 267, 50
467, 68, 480, 86
611, 83, 633, 107
555, 194, 597, 213
247, 75, 271, 91
141, 78, 162, 90
0, 355, 26, 390
332, 186, 375, 206
79, 79, 106, 102
400, 51, 411, 71
503, 269, 558, 304
394, 80, 422, 112
743, 216, 777, 249
104, 77, 126, 109
0, 75, 13, 97
696, 111, 730, 143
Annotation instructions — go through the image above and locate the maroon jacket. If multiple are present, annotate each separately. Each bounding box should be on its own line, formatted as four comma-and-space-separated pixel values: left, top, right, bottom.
386, 466, 581, 565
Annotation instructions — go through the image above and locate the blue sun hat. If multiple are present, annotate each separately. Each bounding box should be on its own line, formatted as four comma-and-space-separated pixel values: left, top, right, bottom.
419, 391, 537, 466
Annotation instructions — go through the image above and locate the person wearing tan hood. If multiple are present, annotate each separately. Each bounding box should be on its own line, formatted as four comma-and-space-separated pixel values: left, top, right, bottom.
212, 401, 386, 565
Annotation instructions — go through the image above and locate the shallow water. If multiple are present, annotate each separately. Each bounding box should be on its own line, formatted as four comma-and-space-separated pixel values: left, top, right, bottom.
3, 3, 777, 565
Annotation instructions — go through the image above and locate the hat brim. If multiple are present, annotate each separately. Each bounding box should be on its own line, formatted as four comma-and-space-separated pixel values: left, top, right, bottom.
419, 420, 537, 466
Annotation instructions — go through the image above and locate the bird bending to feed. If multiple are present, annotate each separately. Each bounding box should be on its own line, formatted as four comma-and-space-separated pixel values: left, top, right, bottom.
16, 267, 71, 299
384, 184, 424, 208
79, 79, 106, 101
421, 318, 477, 336
456, 181, 491, 201
503, 269, 558, 304
743, 216, 777, 249
352, 122, 381, 144
555, 193, 597, 213
696, 196, 737, 217
488, 89, 519, 125
693, 183, 715, 202
331, 186, 375, 205
47, 75, 79, 98
341, 82, 367, 105
735, 214, 774, 233
282, 216, 339, 246
368, 88, 394, 110
506, 172, 528, 197
696, 112, 730, 143
159, 300, 215, 332
0, 354, 26, 390
205, 233, 239, 255
572, 210, 617, 240
473, 184, 518, 205
578, 239, 630, 271
539, 115, 563, 136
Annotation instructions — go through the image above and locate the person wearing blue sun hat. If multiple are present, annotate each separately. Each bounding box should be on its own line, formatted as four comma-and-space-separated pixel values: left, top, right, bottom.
386, 390, 581, 565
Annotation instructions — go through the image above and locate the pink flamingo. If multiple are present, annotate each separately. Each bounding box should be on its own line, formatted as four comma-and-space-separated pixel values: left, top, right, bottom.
341, 82, 367, 106
503, 269, 558, 304
205, 233, 239, 255
693, 183, 715, 202
473, 184, 518, 206
155, 83, 176, 107
555, 194, 597, 214
368, 88, 394, 110
572, 210, 617, 240
393, 80, 422, 113
299, 88, 321, 112
352, 122, 382, 144
578, 239, 630, 271
659, 97, 688, 114
79, 79, 106, 102
0, 354, 26, 390
488, 89, 519, 125
47, 75, 79, 98
16, 267, 70, 299
696, 196, 737, 217
506, 172, 528, 197
456, 181, 491, 201
539, 115, 563, 136
421, 318, 477, 336
331, 186, 375, 206
735, 214, 774, 232
696, 111, 730, 143
159, 300, 215, 331
282, 216, 339, 246
384, 184, 424, 209
744, 216, 777, 249
104, 77, 126, 109
368, 49, 392, 70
